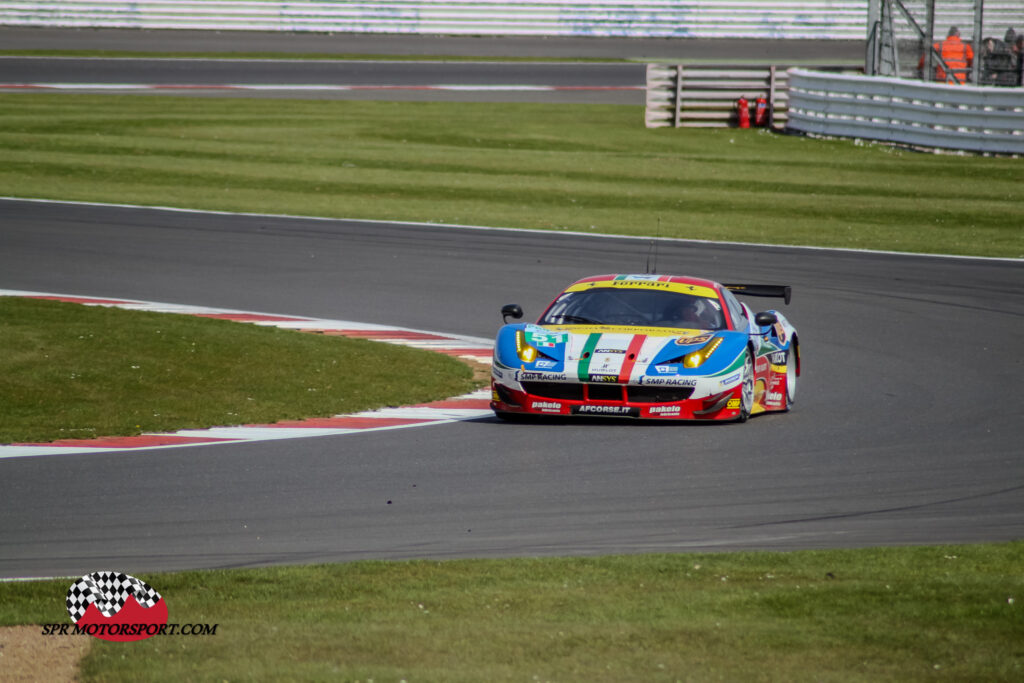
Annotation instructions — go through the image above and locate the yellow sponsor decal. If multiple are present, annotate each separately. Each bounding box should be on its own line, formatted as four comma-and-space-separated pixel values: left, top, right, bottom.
543, 324, 695, 337
753, 379, 766, 405
565, 280, 718, 299
770, 364, 787, 374
726, 398, 741, 409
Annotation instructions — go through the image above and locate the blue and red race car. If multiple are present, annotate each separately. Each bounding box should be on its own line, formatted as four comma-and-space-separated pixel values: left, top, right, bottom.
491, 274, 799, 422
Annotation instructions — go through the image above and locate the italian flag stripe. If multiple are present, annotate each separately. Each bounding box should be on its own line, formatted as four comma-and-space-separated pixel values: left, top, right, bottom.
618, 335, 647, 382
577, 333, 602, 381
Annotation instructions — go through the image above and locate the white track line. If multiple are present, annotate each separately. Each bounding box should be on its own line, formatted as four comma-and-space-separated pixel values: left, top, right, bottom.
4, 196, 1019, 262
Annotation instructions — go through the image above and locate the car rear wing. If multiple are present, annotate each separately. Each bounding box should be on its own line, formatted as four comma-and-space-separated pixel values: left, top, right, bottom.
723, 284, 792, 306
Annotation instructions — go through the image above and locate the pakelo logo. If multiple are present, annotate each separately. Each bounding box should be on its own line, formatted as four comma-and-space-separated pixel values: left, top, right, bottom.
647, 406, 681, 416
65, 572, 168, 642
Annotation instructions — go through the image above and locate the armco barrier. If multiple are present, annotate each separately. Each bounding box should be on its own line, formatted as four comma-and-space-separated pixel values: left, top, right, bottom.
786, 68, 1024, 154
0, 1, 872, 38
645, 64, 860, 128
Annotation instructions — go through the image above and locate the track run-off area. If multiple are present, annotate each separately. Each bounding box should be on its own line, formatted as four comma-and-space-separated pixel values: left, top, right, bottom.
1, 197, 1021, 579
0, 27, 1019, 580
0, 287, 494, 458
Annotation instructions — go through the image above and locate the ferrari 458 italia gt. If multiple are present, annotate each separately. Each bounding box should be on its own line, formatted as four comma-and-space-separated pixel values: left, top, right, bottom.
490, 274, 799, 422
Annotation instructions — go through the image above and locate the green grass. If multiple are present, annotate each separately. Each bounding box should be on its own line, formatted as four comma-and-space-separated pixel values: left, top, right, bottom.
0, 297, 479, 443
1, 94, 1021, 257
3, 542, 1022, 681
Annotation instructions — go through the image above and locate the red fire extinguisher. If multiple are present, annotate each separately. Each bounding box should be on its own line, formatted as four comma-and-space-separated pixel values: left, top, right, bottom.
736, 96, 750, 128
754, 96, 769, 127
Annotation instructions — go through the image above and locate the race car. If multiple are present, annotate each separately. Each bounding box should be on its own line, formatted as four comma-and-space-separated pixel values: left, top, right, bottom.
490, 274, 799, 422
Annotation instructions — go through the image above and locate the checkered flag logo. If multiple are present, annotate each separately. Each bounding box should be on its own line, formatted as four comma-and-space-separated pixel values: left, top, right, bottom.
66, 572, 162, 623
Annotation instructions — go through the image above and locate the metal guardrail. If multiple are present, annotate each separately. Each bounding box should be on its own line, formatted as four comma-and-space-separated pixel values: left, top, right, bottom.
786, 68, 1024, 154
645, 63, 860, 128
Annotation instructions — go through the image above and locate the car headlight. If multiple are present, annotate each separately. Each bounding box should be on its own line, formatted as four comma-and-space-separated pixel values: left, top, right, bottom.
515, 330, 539, 363
682, 336, 723, 368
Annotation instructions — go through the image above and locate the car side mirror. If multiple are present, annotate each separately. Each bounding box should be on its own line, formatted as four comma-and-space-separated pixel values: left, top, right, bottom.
502, 304, 524, 323
754, 312, 778, 327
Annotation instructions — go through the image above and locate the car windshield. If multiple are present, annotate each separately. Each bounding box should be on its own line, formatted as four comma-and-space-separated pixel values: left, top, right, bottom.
539, 289, 726, 330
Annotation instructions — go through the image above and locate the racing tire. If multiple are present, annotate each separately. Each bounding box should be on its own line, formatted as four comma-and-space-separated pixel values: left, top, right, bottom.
736, 349, 754, 423
785, 340, 799, 408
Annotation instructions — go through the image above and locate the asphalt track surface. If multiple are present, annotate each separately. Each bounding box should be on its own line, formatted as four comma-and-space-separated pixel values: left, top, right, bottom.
1, 198, 1022, 579
0, 56, 647, 104
0, 28, 863, 104
1, 27, 866, 61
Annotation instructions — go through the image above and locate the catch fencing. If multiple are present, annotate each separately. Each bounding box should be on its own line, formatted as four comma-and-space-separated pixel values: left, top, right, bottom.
786, 68, 1024, 154
885, 1, 1024, 41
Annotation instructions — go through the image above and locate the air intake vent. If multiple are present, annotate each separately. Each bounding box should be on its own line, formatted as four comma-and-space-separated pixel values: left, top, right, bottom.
626, 386, 695, 403
586, 383, 625, 401
521, 382, 584, 401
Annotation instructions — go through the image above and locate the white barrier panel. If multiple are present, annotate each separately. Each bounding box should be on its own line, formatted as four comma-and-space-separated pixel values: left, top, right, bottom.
646, 63, 796, 128
4, 1, 1021, 40
0, 1, 874, 39
786, 68, 1024, 154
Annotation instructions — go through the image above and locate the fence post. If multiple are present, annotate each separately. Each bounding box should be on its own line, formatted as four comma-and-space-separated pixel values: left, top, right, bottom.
674, 65, 683, 128
971, 0, 984, 85
923, 0, 936, 82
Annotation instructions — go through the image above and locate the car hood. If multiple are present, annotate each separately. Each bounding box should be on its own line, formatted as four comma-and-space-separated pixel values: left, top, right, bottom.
493, 323, 748, 382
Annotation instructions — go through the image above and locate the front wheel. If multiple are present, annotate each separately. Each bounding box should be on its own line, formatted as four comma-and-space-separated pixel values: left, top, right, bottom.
785, 340, 799, 408
736, 350, 754, 423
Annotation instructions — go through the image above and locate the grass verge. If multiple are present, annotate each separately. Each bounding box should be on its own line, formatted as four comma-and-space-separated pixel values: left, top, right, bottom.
2, 542, 1022, 681
0, 297, 479, 444
0, 94, 1021, 258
